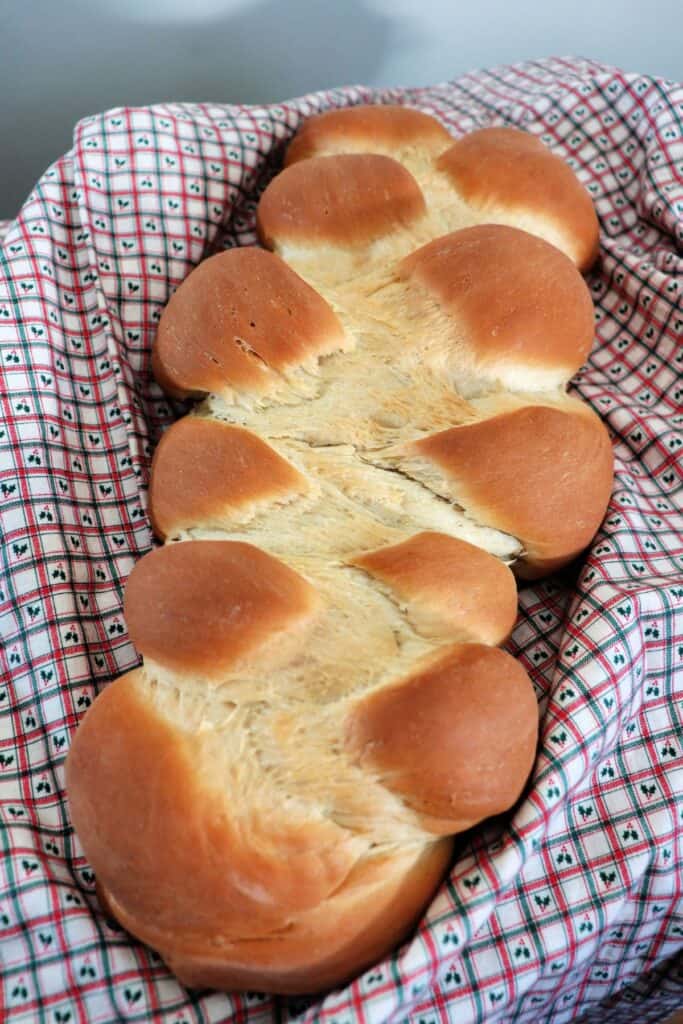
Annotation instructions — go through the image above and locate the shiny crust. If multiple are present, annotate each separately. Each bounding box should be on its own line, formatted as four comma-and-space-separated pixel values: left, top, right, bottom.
399, 225, 594, 375
67, 672, 354, 936
78, 673, 453, 994
257, 154, 427, 249
124, 541, 320, 677
346, 643, 537, 834
149, 418, 306, 540
351, 531, 517, 645
133, 840, 453, 994
412, 404, 614, 575
437, 127, 599, 271
152, 247, 345, 399
285, 104, 452, 166
68, 671, 449, 993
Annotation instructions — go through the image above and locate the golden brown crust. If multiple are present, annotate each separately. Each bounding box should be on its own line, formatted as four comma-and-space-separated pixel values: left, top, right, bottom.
124, 541, 320, 677
149, 418, 306, 541
257, 154, 427, 250
437, 127, 599, 271
66, 110, 606, 997
98, 839, 453, 994
67, 673, 370, 959
351, 531, 517, 645
285, 104, 452, 166
346, 644, 537, 834
412, 404, 614, 574
152, 247, 344, 399
399, 225, 594, 375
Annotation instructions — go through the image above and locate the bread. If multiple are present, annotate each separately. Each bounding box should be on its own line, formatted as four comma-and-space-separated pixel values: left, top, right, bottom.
66, 105, 612, 994
282, 108, 599, 270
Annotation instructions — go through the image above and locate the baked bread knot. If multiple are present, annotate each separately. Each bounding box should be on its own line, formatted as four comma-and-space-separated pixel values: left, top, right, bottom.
284, 106, 599, 270
67, 104, 612, 994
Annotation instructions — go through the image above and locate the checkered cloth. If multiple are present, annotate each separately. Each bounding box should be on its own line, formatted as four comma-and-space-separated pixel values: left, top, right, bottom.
1, 55, 682, 1024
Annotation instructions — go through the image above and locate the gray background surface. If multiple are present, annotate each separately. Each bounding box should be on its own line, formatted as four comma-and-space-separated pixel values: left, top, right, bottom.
1, 0, 681, 218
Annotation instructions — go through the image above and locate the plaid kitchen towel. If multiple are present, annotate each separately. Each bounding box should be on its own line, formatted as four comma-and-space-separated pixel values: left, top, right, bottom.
0, 55, 682, 1024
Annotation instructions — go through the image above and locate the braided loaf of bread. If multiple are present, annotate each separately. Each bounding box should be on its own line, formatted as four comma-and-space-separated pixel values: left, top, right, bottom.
67, 107, 613, 994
